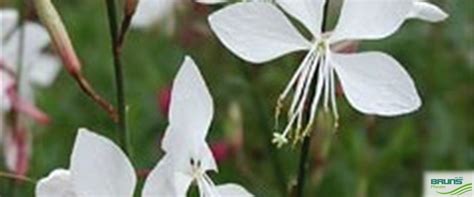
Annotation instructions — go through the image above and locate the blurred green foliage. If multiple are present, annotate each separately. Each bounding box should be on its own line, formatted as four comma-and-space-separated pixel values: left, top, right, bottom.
0, 0, 473, 196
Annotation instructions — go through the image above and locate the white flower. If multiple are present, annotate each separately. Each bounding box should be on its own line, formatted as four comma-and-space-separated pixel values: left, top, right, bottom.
142, 56, 252, 197
36, 56, 252, 197
36, 128, 137, 197
0, 9, 61, 110
1, 8, 60, 173
131, 0, 265, 29
208, 0, 447, 146
131, 0, 178, 29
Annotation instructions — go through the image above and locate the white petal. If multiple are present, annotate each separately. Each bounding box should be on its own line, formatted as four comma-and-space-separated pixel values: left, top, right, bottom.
209, 2, 311, 63
36, 169, 76, 197
164, 126, 218, 173
28, 54, 61, 87
70, 128, 136, 197
162, 56, 213, 153
407, 1, 448, 22
160, 57, 218, 173
131, 0, 176, 28
2, 22, 50, 66
23, 22, 51, 53
19, 81, 35, 104
276, 0, 326, 37
332, 52, 421, 116
199, 142, 218, 172
142, 155, 192, 197
196, 0, 227, 4
330, 0, 413, 43
0, 71, 13, 111
0, 9, 18, 39
215, 183, 254, 197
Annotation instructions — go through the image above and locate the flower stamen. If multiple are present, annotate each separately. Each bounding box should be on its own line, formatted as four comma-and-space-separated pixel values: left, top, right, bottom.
273, 39, 339, 147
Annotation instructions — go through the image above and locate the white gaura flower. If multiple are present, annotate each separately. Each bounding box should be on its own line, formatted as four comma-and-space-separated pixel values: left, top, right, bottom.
142, 56, 253, 197
131, 0, 178, 29
209, 0, 447, 147
131, 0, 266, 29
36, 128, 137, 197
37, 56, 251, 197
1, 8, 60, 174
0, 9, 61, 104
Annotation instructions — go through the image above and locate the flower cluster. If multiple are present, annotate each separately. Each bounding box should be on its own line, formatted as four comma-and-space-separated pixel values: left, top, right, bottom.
36, 57, 253, 197
14, 0, 448, 196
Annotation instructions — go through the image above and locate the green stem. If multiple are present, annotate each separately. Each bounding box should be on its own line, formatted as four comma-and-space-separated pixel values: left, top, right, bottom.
295, 1, 330, 196
295, 135, 312, 197
104, 0, 131, 155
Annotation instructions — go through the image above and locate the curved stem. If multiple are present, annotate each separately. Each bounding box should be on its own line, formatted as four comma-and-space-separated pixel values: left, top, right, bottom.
34, 0, 118, 121
295, 1, 330, 196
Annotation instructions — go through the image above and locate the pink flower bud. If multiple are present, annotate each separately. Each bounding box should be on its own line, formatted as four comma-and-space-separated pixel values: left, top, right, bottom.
157, 86, 171, 117
210, 141, 232, 163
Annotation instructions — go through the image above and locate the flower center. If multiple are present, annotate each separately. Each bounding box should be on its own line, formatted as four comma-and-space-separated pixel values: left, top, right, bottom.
188, 158, 220, 196
273, 39, 339, 147
316, 40, 328, 54
189, 158, 203, 179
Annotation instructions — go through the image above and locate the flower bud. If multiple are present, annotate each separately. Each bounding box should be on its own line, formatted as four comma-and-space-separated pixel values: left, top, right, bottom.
210, 141, 231, 163
157, 86, 171, 117
33, 0, 81, 75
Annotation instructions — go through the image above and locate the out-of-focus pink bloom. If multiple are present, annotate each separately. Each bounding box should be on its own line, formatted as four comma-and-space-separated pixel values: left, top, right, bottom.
7, 86, 50, 124
192, 2, 211, 15
179, 22, 209, 48
157, 86, 171, 117
211, 141, 232, 163
4, 126, 30, 176
1, 8, 59, 176
0, 9, 59, 123
0, 64, 15, 111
